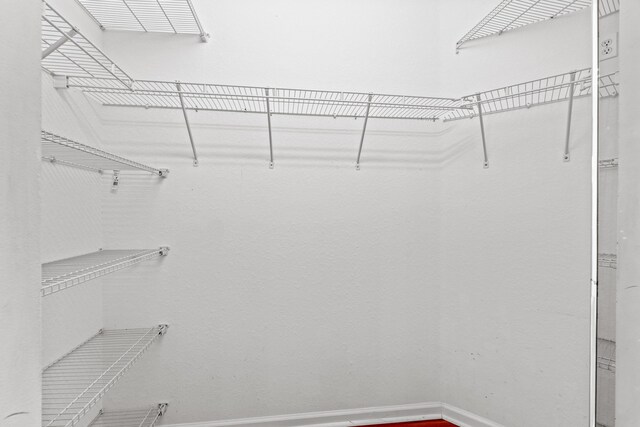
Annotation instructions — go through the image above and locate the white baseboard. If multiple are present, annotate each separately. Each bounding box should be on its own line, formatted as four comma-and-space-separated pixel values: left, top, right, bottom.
161, 402, 503, 427
441, 403, 505, 427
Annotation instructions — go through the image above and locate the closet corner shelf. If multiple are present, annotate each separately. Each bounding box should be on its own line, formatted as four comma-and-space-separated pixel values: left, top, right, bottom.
598, 253, 617, 269
41, 1, 133, 88
597, 338, 616, 373
41, 248, 169, 297
42, 131, 169, 177
456, 0, 619, 52
88, 404, 168, 427
443, 69, 619, 121
75, 0, 209, 42
43, 326, 168, 427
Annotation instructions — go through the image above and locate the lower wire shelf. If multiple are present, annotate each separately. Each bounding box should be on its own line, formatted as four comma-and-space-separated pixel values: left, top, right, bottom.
88, 404, 168, 427
41, 248, 169, 296
42, 326, 168, 427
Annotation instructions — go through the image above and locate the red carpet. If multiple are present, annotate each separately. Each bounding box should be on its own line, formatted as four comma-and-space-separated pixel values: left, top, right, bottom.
360, 421, 457, 427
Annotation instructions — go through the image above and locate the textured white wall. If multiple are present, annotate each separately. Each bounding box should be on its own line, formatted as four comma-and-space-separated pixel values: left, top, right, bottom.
616, 1, 640, 424
0, 1, 41, 426
38, 0, 594, 425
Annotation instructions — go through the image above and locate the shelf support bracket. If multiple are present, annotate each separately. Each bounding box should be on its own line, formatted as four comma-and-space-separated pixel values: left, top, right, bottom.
176, 82, 199, 167
265, 88, 274, 169
41, 28, 78, 59
476, 94, 489, 169
563, 71, 577, 162
356, 93, 373, 171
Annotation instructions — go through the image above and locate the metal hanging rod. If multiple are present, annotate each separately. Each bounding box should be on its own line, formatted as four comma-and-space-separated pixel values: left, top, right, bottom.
87, 404, 168, 427
598, 253, 617, 269
75, 0, 209, 41
597, 338, 616, 373
42, 130, 169, 177
41, 1, 133, 88
456, 0, 617, 52
42, 326, 168, 427
599, 158, 618, 168
41, 248, 169, 296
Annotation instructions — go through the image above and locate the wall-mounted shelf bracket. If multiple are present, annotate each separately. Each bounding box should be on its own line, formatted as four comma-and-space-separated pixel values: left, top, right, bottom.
159, 246, 170, 256
476, 94, 489, 169
599, 158, 618, 168
265, 88, 275, 169
563, 71, 577, 162
158, 403, 169, 416
52, 75, 69, 89
355, 93, 373, 171
176, 81, 199, 167
111, 170, 119, 190
158, 324, 170, 335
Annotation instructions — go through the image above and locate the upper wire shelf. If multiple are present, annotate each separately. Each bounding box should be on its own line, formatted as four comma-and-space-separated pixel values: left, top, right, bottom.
75, 0, 208, 41
42, 130, 169, 176
42, 326, 168, 427
41, 248, 169, 297
88, 404, 168, 427
597, 338, 616, 373
444, 69, 619, 121
41, 1, 133, 88
598, 253, 617, 269
64, 77, 472, 121
456, 0, 618, 51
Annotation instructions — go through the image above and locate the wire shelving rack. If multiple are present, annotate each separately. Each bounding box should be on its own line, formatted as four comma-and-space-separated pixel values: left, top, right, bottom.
42, 131, 169, 176
444, 69, 619, 121
87, 404, 168, 427
598, 253, 617, 269
41, 248, 169, 297
75, 0, 208, 41
42, 326, 168, 427
41, 1, 133, 88
65, 77, 470, 120
456, 0, 619, 51
597, 338, 616, 372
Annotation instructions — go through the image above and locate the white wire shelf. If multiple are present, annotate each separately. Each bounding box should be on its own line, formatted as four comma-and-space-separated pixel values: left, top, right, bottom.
456, 0, 618, 51
43, 326, 168, 427
42, 1, 133, 88
41, 248, 169, 296
42, 130, 169, 176
88, 404, 168, 427
599, 0, 620, 17
444, 69, 619, 121
64, 77, 471, 121
75, 0, 208, 41
599, 158, 618, 169
597, 338, 616, 373
598, 253, 617, 269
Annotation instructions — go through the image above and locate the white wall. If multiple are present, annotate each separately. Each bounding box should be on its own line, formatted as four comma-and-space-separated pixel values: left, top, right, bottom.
38, 0, 594, 425
616, 0, 640, 424
0, 1, 41, 426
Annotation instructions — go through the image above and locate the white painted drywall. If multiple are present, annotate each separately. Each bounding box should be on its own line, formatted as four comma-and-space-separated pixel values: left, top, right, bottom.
38, 0, 595, 425
0, 1, 41, 426
616, 0, 640, 424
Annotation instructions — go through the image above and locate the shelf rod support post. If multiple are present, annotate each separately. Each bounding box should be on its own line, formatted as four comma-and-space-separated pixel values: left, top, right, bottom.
41, 28, 78, 59
176, 81, 199, 167
356, 93, 373, 171
476, 94, 489, 169
563, 71, 577, 162
265, 88, 274, 169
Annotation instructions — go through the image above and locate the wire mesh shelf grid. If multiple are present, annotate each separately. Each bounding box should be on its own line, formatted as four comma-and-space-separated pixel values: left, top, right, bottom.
42, 326, 168, 427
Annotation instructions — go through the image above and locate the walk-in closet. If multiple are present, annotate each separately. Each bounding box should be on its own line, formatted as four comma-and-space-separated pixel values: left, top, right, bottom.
2, 1, 638, 426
